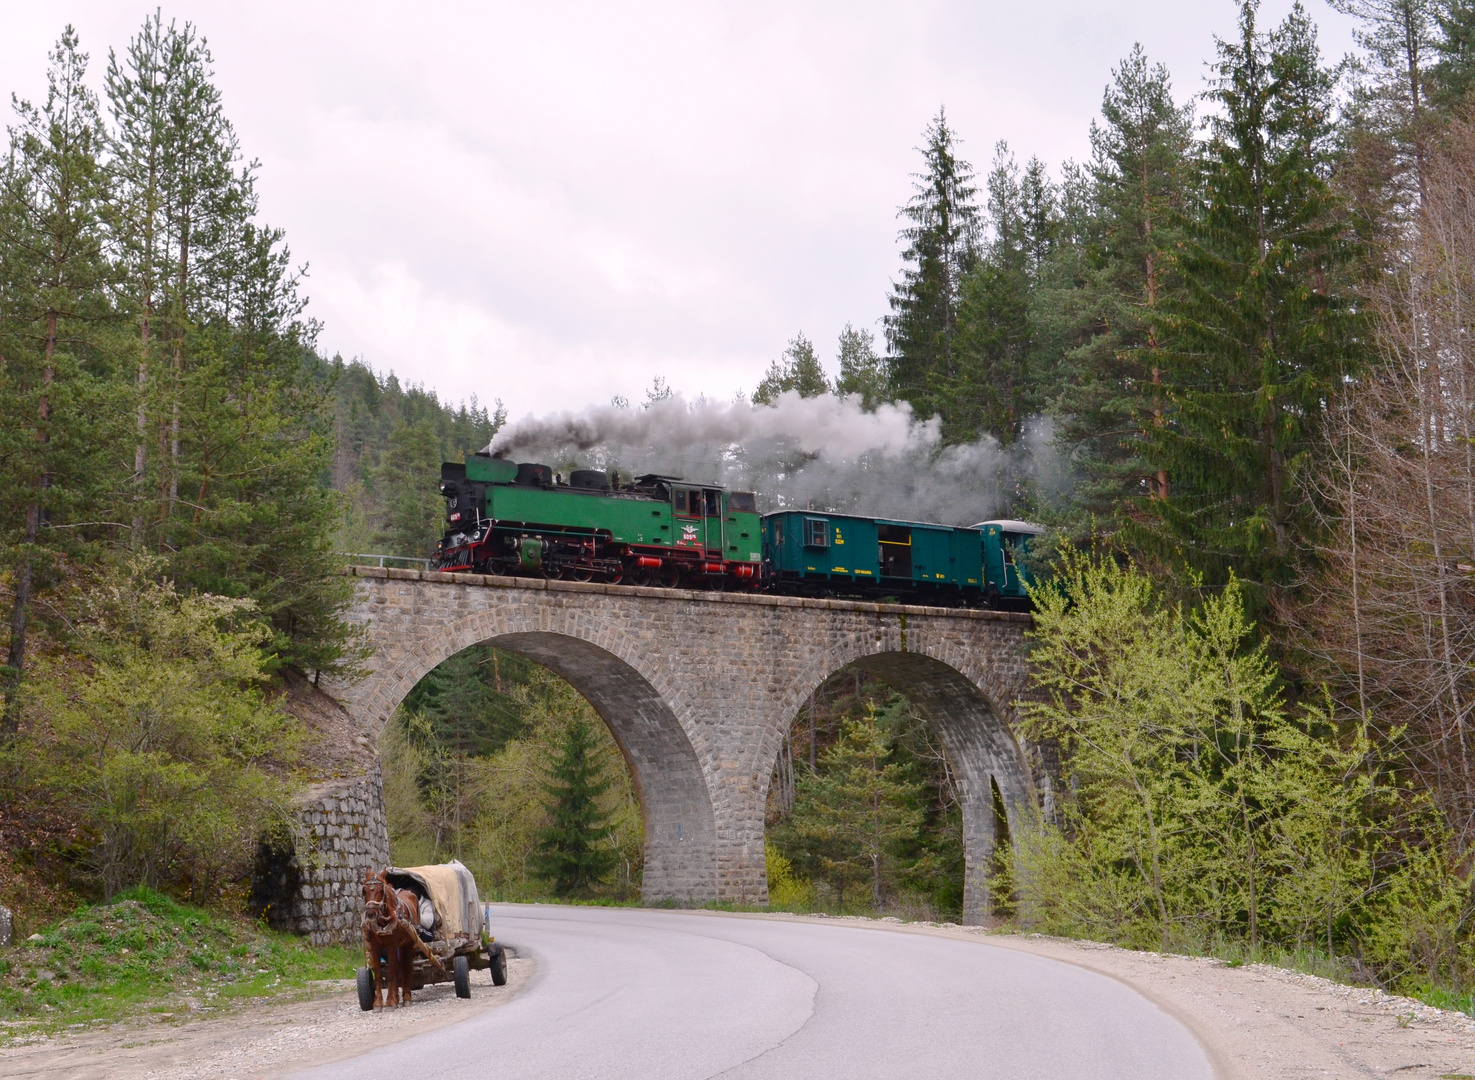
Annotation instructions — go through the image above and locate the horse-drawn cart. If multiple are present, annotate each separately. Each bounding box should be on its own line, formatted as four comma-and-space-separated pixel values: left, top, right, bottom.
357, 860, 507, 1010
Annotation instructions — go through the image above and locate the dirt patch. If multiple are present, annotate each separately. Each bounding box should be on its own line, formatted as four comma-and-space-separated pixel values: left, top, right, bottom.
273, 668, 379, 778
756, 913, 1475, 1080
0, 955, 532, 1080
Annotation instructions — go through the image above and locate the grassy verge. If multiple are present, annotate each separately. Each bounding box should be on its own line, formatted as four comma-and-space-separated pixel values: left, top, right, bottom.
0, 886, 358, 1042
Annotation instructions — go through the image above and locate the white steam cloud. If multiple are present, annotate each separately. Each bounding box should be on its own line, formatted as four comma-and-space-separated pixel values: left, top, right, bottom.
487, 391, 1067, 525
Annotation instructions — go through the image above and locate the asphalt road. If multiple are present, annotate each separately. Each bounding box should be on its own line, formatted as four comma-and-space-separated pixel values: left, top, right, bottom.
288, 905, 1215, 1080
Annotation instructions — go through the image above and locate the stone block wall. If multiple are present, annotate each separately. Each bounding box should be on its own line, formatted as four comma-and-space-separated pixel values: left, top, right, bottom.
289, 765, 391, 945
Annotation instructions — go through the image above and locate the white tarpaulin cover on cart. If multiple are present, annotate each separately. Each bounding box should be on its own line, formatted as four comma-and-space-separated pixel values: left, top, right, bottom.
384, 861, 483, 941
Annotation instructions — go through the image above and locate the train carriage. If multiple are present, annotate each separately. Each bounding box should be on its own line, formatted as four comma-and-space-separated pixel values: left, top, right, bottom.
763, 511, 987, 603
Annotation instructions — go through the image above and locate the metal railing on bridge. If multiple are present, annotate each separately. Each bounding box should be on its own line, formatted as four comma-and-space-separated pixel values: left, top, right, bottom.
337, 553, 434, 570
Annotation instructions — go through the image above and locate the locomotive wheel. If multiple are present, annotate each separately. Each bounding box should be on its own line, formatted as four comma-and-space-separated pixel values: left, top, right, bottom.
561, 564, 594, 583
658, 565, 682, 589
453, 954, 471, 998
489, 942, 508, 986
356, 967, 376, 1011
602, 567, 624, 585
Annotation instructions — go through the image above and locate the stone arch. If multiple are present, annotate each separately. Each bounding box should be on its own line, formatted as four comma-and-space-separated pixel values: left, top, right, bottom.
345, 608, 718, 905
766, 633, 1034, 924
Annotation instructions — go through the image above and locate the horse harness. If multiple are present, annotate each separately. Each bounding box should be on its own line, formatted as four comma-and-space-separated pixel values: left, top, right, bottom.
363, 874, 414, 939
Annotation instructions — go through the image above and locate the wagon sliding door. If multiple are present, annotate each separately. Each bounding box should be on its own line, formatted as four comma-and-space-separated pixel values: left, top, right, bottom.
878, 523, 912, 579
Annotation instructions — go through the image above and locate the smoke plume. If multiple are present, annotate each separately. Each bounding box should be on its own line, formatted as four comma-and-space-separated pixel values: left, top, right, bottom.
487, 391, 1066, 525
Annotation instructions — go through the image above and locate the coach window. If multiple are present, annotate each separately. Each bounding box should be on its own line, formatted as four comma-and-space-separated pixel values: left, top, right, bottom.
673, 490, 688, 514
804, 517, 829, 548
705, 490, 720, 516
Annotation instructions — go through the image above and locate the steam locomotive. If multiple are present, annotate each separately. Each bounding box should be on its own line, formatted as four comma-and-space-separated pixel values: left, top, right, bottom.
434, 453, 1042, 609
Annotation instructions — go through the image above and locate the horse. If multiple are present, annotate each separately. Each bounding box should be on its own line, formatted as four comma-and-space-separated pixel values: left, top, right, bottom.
361, 869, 421, 1008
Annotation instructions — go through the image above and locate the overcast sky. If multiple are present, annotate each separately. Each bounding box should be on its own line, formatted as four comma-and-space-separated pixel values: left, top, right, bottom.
4, 2, 1358, 421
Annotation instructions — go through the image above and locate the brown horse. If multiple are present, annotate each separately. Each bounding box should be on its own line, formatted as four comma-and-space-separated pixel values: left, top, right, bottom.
361, 869, 420, 1008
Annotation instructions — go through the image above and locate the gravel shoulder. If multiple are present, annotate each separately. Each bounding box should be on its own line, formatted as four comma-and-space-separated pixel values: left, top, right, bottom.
717, 911, 1475, 1080
0, 956, 532, 1080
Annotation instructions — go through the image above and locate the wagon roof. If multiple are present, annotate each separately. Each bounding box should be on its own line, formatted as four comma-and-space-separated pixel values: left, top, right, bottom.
385, 861, 482, 939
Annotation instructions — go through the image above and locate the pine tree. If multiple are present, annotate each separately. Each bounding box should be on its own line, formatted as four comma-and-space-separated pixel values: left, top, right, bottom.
834, 323, 889, 410
753, 332, 830, 403
886, 109, 980, 421
1431, 0, 1475, 105
0, 27, 120, 726
106, 14, 242, 538
1054, 45, 1194, 518
1332, 0, 1440, 200
1141, 2, 1360, 602
533, 716, 618, 897
104, 13, 357, 675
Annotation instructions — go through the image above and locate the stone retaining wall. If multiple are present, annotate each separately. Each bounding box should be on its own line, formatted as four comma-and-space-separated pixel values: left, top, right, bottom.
289, 766, 391, 945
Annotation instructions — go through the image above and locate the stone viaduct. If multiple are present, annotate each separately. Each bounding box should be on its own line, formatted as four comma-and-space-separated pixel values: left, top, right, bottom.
318, 565, 1037, 926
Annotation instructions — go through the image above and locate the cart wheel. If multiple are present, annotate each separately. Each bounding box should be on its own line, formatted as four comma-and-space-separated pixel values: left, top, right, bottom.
356, 967, 376, 1011
453, 954, 471, 998
489, 943, 508, 986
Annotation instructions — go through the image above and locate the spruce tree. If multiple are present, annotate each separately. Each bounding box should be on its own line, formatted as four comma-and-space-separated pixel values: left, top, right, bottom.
1142, 2, 1360, 602
0, 28, 120, 726
533, 716, 618, 897
1054, 45, 1194, 518
374, 419, 444, 559
944, 144, 1036, 443
885, 109, 979, 422
778, 705, 923, 909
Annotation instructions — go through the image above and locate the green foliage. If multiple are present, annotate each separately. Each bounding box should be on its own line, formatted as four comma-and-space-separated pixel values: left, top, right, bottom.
1432, 0, 1475, 105
0, 886, 357, 1037
327, 357, 503, 556
0, 28, 129, 721
764, 842, 816, 909
775, 702, 924, 909
160, 335, 359, 674
1011, 550, 1458, 983
21, 561, 302, 900
372, 419, 445, 559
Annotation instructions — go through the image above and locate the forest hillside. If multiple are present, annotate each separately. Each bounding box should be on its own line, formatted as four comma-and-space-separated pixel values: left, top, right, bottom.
5, 0, 1475, 1012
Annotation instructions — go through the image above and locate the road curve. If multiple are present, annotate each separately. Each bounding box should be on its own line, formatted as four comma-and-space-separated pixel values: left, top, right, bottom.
288, 905, 1215, 1080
